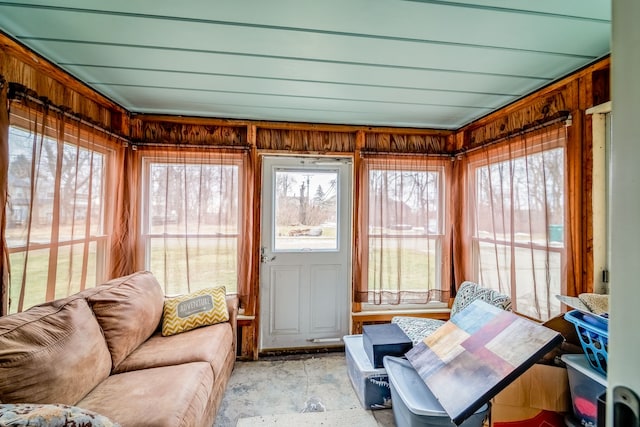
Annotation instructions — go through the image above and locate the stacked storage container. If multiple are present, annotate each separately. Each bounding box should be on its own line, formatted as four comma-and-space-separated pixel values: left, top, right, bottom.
344, 334, 392, 409
383, 356, 489, 427
563, 309, 609, 426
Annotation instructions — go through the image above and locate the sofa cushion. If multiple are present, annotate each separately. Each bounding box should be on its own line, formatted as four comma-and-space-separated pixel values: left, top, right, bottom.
114, 323, 233, 380
0, 403, 120, 426
162, 286, 229, 336
0, 298, 112, 404
84, 271, 165, 370
77, 362, 214, 427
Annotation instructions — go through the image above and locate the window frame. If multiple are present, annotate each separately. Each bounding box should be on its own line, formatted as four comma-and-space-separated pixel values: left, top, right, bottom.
586, 102, 612, 294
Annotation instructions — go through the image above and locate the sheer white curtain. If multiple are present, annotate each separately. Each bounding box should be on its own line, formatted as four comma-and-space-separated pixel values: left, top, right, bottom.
355, 154, 451, 305
4, 102, 118, 313
137, 146, 251, 297
466, 126, 569, 320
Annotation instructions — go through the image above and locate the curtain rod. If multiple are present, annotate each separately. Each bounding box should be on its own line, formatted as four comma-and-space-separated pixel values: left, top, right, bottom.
8, 83, 130, 144
360, 150, 451, 159
455, 112, 571, 157
130, 142, 249, 151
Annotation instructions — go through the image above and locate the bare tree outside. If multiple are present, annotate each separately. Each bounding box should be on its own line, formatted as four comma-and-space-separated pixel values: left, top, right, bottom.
366, 165, 442, 299
475, 147, 564, 242
146, 160, 241, 293
149, 163, 239, 234
369, 169, 439, 232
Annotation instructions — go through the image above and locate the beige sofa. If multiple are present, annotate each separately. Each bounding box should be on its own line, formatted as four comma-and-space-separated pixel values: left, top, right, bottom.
0, 271, 238, 427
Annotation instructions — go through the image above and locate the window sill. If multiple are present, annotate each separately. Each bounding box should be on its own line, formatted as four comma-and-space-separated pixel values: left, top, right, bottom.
351, 307, 450, 333
358, 300, 449, 312
353, 307, 450, 317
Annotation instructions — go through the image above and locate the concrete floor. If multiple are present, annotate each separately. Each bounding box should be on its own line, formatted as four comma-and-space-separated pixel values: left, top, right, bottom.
213, 353, 395, 427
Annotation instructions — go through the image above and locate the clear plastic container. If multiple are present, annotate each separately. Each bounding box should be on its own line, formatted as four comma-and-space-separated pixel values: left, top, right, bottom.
344, 334, 392, 409
562, 353, 607, 427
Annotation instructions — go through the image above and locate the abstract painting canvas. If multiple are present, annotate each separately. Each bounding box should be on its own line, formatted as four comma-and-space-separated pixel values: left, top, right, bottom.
405, 299, 563, 425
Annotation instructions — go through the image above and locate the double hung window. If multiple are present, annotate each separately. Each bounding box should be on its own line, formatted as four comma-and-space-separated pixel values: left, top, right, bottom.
356, 156, 448, 306
141, 151, 243, 295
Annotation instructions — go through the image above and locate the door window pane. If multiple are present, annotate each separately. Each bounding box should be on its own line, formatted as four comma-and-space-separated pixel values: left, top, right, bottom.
273, 169, 338, 251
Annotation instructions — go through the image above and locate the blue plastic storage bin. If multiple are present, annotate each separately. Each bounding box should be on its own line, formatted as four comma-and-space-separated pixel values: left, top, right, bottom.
564, 310, 608, 375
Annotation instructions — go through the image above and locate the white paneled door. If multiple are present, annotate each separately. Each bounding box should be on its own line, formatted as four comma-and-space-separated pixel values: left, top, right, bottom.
259, 156, 352, 351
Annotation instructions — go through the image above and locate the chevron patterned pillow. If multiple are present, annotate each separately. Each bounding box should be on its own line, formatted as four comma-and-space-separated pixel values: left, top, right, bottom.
162, 286, 229, 336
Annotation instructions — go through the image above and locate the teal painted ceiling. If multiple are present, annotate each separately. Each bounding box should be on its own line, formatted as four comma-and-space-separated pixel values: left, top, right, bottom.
0, 0, 611, 129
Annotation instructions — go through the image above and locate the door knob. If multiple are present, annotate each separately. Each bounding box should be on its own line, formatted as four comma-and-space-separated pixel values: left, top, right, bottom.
260, 247, 276, 263
261, 254, 276, 263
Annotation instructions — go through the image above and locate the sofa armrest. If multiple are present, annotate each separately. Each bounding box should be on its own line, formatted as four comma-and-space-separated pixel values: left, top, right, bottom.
225, 295, 239, 354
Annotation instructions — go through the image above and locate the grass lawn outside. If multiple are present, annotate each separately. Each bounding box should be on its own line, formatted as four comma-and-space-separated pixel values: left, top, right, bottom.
9, 230, 561, 320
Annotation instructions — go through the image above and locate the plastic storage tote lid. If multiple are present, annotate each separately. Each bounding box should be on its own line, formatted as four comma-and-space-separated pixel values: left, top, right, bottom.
383, 356, 489, 417
561, 354, 607, 386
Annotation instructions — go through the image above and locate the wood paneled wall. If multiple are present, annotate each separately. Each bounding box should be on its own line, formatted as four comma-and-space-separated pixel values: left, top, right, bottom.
458, 59, 609, 150
129, 115, 247, 146
128, 115, 453, 155
0, 35, 128, 136
364, 131, 450, 153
